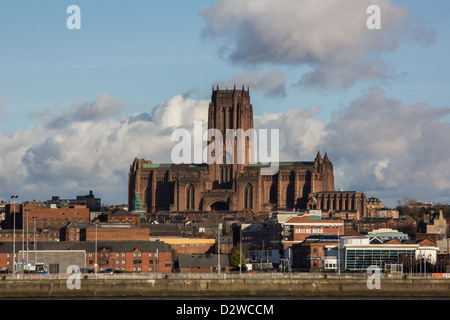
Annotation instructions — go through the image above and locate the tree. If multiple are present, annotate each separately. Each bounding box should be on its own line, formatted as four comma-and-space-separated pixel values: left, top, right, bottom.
229, 249, 247, 271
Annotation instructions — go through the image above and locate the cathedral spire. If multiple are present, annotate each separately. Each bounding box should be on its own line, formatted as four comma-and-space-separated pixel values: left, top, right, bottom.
315, 151, 322, 162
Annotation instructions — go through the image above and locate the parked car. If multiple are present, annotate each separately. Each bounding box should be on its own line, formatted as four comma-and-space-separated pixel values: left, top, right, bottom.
104, 268, 114, 274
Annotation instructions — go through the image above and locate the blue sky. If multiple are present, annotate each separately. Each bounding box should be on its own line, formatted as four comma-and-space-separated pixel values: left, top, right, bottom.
1, 1, 449, 208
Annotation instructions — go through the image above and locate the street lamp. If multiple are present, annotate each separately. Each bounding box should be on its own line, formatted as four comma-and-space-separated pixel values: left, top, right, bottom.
218, 223, 222, 275
337, 227, 343, 276
33, 216, 37, 267
21, 206, 25, 278
94, 223, 98, 276
32, 216, 37, 249
239, 226, 242, 276
11, 195, 18, 279
25, 209, 30, 266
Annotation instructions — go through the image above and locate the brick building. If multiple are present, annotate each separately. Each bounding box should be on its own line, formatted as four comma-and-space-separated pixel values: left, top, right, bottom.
97, 208, 141, 226
128, 86, 336, 217
306, 191, 367, 217
292, 234, 340, 271
366, 196, 384, 214
2, 202, 90, 231
0, 228, 60, 243
368, 208, 399, 219
47, 190, 101, 212
282, 214, 344, 249
63, 222, 149, 242
0, 241, 173, 274
157, 238, 216, 260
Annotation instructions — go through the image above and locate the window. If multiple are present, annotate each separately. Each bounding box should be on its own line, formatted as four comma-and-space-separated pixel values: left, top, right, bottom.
186, 184, 194, 210
244, 184, 253, 209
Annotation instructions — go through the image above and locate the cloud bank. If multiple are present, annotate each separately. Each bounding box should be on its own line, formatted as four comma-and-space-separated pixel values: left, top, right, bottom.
201, 0, 436, 90
255, 88, 450, 206
0, 94, 208, 205
1, 89, 449, 208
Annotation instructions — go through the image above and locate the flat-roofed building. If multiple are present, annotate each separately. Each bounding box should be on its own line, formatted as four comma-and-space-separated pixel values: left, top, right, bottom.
323, 236, 439, 272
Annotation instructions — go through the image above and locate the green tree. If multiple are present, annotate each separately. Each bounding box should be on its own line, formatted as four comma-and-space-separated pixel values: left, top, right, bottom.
229, 249, 247, 271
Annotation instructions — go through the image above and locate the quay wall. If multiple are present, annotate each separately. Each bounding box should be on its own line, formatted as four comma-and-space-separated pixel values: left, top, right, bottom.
1, 278, 450, 298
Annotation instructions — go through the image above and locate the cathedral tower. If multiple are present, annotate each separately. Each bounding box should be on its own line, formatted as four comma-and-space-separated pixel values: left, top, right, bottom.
207, 85, 254, 188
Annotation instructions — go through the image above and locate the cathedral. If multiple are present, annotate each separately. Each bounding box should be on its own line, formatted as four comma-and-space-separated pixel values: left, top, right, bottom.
128, 86, 364, 218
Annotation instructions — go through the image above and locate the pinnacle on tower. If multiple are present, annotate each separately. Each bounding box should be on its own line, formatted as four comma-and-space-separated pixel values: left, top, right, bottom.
315, 151, 322, 162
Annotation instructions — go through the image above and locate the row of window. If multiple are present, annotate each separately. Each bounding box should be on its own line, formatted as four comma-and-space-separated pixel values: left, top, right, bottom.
89, 259, 161, 265
88, 252, 159, 258
180, 243, 206, 247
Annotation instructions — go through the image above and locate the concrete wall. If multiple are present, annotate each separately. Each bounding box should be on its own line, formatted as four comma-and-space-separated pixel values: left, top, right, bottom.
1, 278, 450, 298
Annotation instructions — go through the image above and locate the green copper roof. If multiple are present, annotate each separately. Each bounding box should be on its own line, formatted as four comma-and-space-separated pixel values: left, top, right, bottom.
131, 192, 145, 219
143, 163, 208, 169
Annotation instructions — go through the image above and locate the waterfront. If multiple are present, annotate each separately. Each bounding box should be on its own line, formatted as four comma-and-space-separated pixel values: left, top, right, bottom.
1, 274, 450, 299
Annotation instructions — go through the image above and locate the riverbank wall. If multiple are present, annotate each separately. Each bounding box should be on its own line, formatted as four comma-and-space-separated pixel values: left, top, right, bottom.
1, 278, 449, 298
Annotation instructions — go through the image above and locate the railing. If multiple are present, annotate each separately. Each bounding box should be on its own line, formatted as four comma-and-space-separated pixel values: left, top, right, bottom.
1, 272, 448, 281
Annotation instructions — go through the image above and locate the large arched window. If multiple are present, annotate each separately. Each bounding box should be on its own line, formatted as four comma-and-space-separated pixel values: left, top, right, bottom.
269, 184, 277, 204
186, 184, 194, 210
286, 183, 294, 207
244, 183, 253, 209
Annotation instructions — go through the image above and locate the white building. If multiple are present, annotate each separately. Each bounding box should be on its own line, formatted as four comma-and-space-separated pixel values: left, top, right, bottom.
323, 236, 439, 272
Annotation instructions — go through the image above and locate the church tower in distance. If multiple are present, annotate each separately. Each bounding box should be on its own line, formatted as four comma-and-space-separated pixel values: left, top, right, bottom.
207, 85, 254, 189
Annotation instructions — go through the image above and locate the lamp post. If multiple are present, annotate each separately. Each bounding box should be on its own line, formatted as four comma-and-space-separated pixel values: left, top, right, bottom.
218, 223, 222, 275
25, 209, 30, 266
33, 216, 37, 267
239, 226, 242, 276
11, 195, 18, 278
21, 206, 25, 278
94, 223, 98, 276
337, 228, 341, 276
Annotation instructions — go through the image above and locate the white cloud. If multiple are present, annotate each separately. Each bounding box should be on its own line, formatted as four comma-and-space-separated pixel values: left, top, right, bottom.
45, 93, 127, 129
201, 0, 435, 89
323, 88, 450, 206
218, 69, 286, 97
2, 89, 450, 208
0, 94, 208, 204
254, 106, 326, 160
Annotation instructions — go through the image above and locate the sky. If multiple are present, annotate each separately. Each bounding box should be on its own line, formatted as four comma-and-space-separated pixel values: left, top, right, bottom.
0, 0, 449, 208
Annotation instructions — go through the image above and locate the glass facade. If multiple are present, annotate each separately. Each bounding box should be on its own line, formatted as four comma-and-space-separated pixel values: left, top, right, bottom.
345, 247, 415, 271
